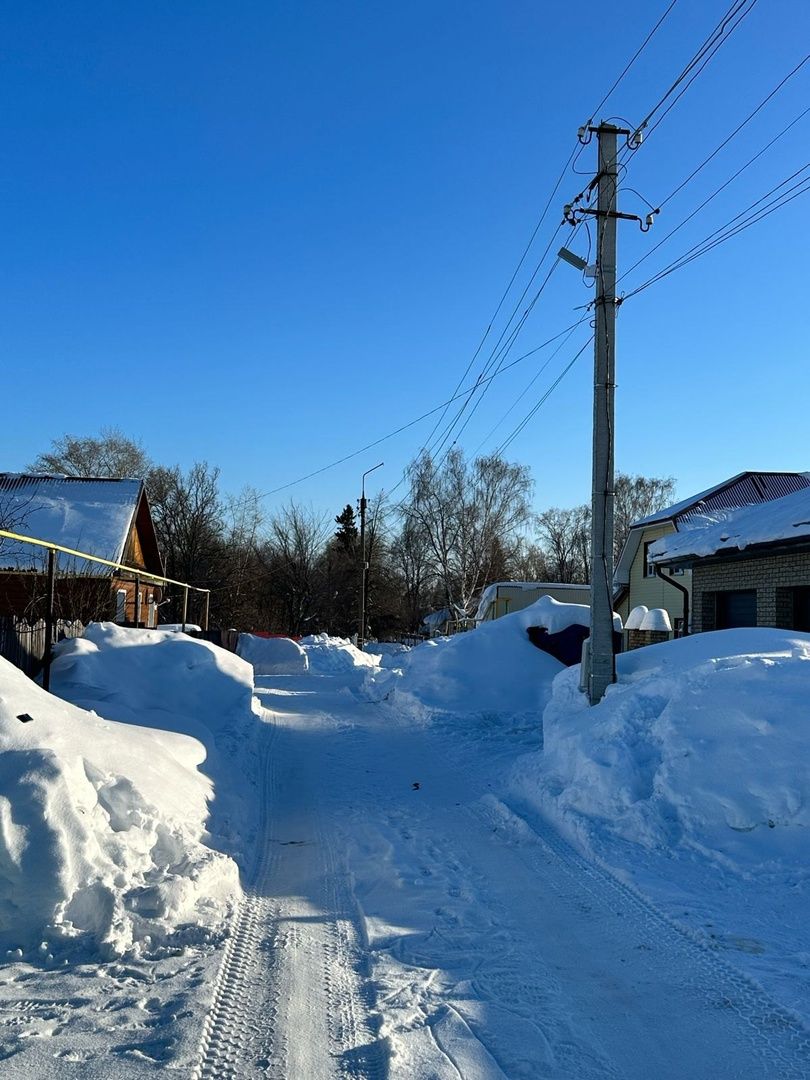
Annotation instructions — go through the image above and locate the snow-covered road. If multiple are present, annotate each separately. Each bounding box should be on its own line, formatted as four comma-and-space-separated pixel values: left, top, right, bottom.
3, 666, 809, 1078
194, 673, 809, 1079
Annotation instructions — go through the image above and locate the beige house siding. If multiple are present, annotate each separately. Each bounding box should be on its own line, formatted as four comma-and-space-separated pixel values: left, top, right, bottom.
627, 522, 691, 628
479, 583, 590, 621
692, 550, 810, 632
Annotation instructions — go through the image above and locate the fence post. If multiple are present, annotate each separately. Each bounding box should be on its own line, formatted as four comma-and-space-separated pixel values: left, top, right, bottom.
202, 590, 210, 631
134, 575, 141, 627
181, 586, 189, 633
43, 548, 56, 692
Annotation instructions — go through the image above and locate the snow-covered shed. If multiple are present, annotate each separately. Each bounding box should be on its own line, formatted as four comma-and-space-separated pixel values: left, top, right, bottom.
475, 581, 590, 624
0, 474, 165, 626
650, 485, 810, 633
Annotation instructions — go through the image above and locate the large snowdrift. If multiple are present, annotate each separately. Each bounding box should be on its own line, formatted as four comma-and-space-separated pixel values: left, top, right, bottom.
515, 628, 810, 877
0, 653, 239, 959
53, 623, 255, 730
237, 633, 309, 676
362, 596, 600, 717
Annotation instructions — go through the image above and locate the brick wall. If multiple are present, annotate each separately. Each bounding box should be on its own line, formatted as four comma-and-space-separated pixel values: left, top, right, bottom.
627, 628, 671, 650
692, 550, 810, 632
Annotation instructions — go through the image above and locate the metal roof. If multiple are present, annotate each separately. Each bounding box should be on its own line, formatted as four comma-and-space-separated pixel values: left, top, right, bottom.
0, 473, 144, 571
615, 471, 810, 586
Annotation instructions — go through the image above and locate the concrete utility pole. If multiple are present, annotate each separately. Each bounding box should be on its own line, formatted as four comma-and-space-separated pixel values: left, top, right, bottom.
563, 121, 652, 702
357, 462, 383, 651
588, 123, 619, 704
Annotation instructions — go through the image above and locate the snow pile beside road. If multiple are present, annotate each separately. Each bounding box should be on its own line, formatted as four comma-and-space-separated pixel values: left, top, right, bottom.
364, 597, 567, 717
237, 633, 309, 676
54, 623, 256, 731
0, 654, 239, 960
300, 633, 380, 676
515, 628, 810, 876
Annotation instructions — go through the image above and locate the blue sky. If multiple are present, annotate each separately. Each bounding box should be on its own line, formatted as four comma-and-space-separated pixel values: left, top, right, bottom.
3, 1, 809, 520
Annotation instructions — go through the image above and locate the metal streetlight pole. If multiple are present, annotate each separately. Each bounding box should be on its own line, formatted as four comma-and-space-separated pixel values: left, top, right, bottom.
358, 462, 383, 650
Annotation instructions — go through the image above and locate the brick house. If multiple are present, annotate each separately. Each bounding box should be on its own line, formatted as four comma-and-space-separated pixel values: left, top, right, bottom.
0, 474, 164, 626
613, 471, 810, 634
649, 485, 810, 633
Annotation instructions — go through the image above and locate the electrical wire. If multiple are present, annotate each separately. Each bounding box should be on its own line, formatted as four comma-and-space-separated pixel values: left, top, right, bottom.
422, 0, 680, 462
473, 317, 590, 452
619, 102, 810, 287
635, 0, 760, 141
622, 163, 810, 301
495, 338, 594, 456
257, 319, 587, 498
658, 53, 810, 210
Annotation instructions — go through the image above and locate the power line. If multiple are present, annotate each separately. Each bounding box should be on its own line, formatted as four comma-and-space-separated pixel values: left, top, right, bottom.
658, 53, 810, 210
473, 319, 589, 452
422, 0, 680, 461
622, 163, 810, 301
258, 320, 586, 498
495, 338, 594, 456
635, 0, 760, 142
619, 101, 810, 287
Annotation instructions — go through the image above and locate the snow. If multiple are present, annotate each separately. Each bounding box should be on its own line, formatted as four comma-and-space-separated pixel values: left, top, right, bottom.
236, 632, 309, 675
364, 596, 623, 719
521, 628, 810, 872
0, 628, 250, 959
299, 633, 380, 676
364, 595, 604, 717
474, 580, 589, 622
512, 628, 810, 1017
2, 619, 810, 1073
158, 623, 202, 633
624, 604, 648, 630
0, 475, 141, 571
651, 485, 810, 563
638, 606, 671, 631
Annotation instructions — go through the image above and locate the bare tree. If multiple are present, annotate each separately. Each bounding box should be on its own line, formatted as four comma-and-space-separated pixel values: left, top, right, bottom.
29, 429, 151, 479
149, 463, 224, 620
536, 505, 590, 584
613, 473, 676, 562
259, 503, 330, 634
401, 450, 533, 614
390, 516, 433, 631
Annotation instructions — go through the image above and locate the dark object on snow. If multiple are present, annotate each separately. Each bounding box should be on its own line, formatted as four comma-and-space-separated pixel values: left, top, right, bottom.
16, 713, 34, 724
527, 624, 622, 667
412, 781, 421, 790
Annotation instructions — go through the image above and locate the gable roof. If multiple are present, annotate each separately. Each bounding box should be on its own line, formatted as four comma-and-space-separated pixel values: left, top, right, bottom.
0, 474, 162, 574
650, 485, 810, 565
614, 471, 810, 586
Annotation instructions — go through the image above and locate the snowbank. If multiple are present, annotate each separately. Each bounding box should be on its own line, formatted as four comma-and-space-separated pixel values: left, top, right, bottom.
54, 622, 255, 732
237, 633, 309, 676
0, 654, 239, 959
363, 596, 584, 718
299, 633, 380, 676
515, 629, 810, 877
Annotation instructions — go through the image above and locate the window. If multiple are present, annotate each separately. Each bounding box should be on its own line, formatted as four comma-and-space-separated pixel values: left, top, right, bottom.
715, 589, 757, 629
643, 540, 656, 578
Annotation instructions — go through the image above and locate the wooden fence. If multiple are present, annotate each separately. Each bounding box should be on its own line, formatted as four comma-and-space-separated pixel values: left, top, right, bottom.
0, 616, 84, 679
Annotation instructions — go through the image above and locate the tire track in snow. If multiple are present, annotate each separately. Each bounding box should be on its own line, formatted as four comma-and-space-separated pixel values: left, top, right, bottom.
193, 704, 385, 1079
475, 794, 810, 1079
192, 718, 285, 1080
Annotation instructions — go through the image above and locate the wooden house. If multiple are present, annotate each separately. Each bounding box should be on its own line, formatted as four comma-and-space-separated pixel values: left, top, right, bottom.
0, 474, 165, 626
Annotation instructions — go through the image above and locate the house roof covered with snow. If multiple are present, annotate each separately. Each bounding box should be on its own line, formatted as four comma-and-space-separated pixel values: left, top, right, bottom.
650, 486, 810, 566
0, 474, 160, 573
615, 471, 810, 587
